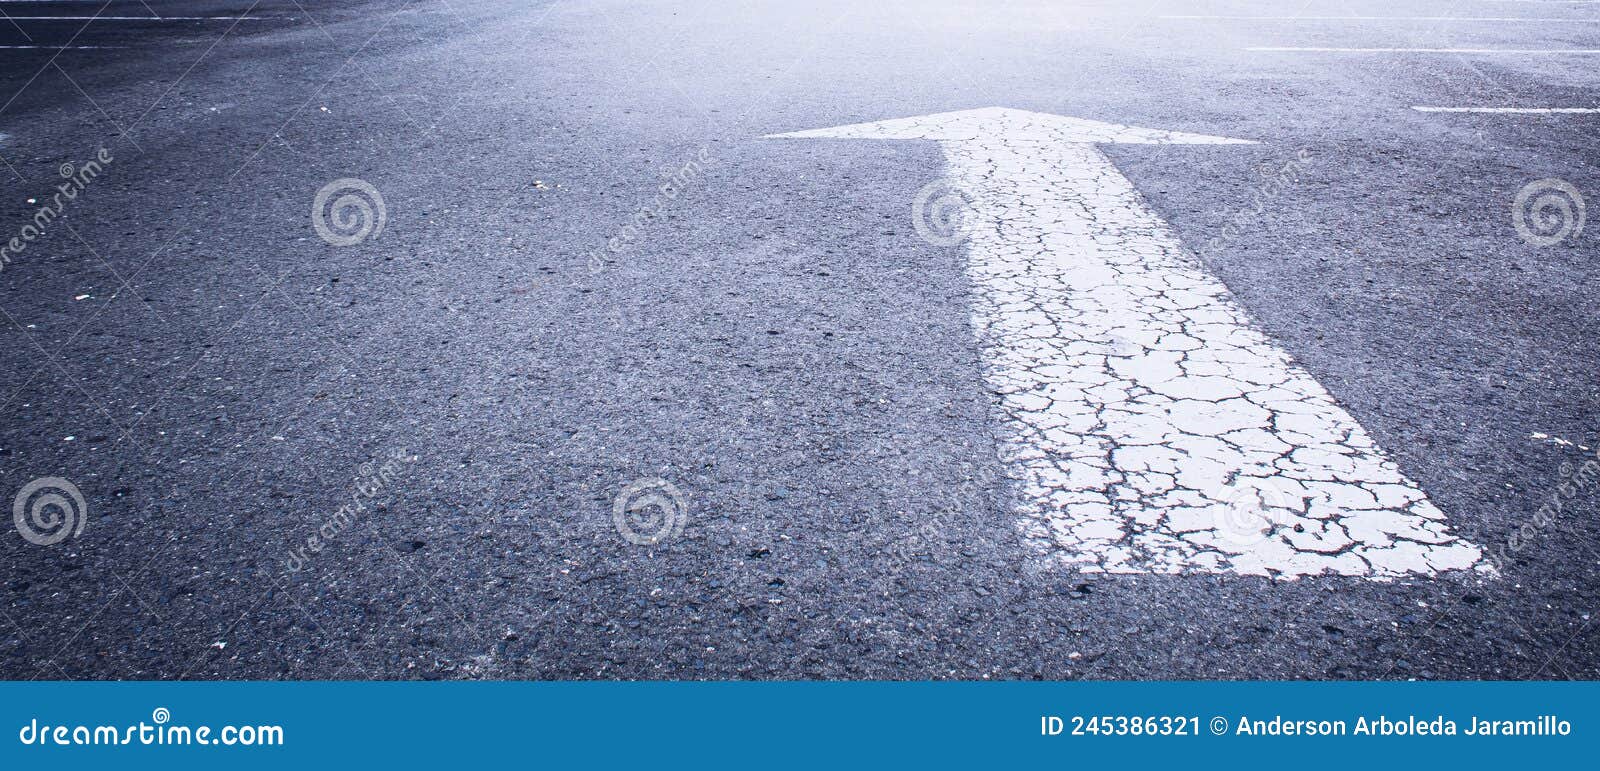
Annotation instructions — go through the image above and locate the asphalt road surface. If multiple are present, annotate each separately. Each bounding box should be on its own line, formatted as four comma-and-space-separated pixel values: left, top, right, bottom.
0, 0, 1596, 680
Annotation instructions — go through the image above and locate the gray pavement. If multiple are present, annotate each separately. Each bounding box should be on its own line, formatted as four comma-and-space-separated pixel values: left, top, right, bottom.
0, 0, 1596, 679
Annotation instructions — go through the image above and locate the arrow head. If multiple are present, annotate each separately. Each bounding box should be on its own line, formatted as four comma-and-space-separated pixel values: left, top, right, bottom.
764, 107, 1255, 145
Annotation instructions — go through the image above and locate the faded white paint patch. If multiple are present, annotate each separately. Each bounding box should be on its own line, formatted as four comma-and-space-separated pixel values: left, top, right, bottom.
1530, 432, 1590, 450
769, 108, 1488, 580
1249, 47, 1600, 53
0, 16, 268, 20
1414, 106, 1600, 114
1164, 15, 1600, 22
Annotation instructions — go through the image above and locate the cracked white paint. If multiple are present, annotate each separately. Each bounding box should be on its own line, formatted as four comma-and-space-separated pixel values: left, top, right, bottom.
768, 107, 1487, 579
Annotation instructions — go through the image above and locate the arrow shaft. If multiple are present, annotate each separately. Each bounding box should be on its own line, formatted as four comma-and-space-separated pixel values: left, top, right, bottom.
942, 139, 1483, 577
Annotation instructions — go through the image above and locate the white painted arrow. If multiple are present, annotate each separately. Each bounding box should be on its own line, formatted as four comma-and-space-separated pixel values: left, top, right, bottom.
767, 107, 1487, 579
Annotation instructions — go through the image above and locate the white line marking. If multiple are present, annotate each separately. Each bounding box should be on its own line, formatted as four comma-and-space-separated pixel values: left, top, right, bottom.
1167, 15, 1600, 21
0, 45, 124, 49
1413, 106, 1600, 113
1250, 47, 1600, 53
768, 108, 1488, 579
0, 16, 269, 21
1529, 432, 1593, 450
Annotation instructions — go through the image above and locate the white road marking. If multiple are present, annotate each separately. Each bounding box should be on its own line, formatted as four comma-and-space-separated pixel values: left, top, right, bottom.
1250, 47, 1600, 53
768, 108, 1487, 579
1529, 432, 1591, 450
0, 45, 124, 49
1413, 106, 1600, 113
0, 16, 269, 20
1166, 15, 1600, 21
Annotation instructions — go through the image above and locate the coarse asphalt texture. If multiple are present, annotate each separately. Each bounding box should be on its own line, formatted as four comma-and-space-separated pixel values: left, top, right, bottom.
0, 0, 1596, 679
